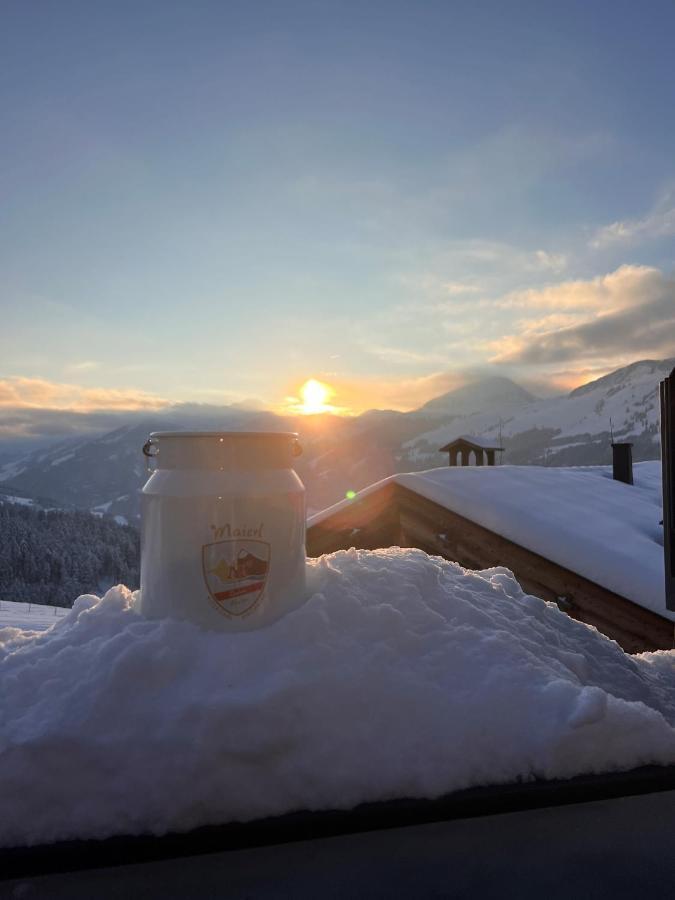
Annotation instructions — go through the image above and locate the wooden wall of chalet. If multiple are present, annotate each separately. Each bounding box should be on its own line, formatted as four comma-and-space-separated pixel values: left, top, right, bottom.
307, 484, 673, 655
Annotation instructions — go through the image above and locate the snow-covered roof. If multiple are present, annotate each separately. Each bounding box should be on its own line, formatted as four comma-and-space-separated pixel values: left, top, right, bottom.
309, 461, 669, 621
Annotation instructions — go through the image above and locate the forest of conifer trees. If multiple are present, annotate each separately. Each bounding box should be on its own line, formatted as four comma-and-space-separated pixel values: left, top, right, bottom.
0, 501, 139, 606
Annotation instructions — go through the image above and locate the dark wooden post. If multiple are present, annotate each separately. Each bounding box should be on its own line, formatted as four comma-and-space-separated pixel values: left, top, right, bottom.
449, 448, 459, 467
475, 449, 484, 466
660, 369, 675, 611
486, 449, 495, 466
612, 442, 633, 485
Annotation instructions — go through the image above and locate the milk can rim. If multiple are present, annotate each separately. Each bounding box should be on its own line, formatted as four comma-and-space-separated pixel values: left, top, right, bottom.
149, 430, 299, 439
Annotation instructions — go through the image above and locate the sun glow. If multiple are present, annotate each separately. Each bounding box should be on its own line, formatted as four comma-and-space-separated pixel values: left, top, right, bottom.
298, 379, 333, 414
282, 377, 349, 415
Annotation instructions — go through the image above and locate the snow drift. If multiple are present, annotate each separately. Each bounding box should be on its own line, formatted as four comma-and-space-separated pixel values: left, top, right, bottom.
3, 548, 675, 848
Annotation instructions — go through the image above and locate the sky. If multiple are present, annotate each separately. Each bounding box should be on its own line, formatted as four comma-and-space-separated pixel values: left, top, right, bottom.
2, 0, 675, 425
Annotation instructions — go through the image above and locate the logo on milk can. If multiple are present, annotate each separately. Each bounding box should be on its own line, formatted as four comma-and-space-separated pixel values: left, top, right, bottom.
202, 537, 270, 617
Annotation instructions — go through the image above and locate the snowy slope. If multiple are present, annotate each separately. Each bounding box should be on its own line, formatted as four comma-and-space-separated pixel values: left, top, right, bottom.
5, 558, 675, 847
0, 408, 434, 521
0, 483, 67, 512
0, 601, 69, 631
0, 412, 356, 521
501, 359, 666, 440
310, 461, 669, 620
415, 376, 534, 418
404, 359, 670, 467
0, 422, 175, 524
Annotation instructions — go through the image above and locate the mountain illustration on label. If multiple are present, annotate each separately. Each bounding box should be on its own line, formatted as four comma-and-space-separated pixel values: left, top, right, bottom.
202, 539, 270, 617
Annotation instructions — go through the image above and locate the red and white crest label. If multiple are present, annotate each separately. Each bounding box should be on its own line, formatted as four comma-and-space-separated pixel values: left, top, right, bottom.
202, 539, 270, 617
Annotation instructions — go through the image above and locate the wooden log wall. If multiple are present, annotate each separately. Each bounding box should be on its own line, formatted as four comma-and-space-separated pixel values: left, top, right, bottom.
306, 482, 401, 557
306, 483, 674, 654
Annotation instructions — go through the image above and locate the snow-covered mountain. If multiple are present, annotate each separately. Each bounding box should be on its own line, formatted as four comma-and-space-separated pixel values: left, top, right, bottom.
416, 376, 535, 418
0, 423, 162, 525
403, 359, 669, 468
0, 359, 669, 518
0, 484, 65, 511
0, 405, 286, 523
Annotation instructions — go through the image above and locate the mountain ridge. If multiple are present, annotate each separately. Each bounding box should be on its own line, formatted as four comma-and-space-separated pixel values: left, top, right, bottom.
416, 375, 536, 418
0, 357, 669, 518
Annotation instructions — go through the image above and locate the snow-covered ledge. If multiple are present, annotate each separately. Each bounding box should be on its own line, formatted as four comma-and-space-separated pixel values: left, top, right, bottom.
3, 548, 675, 849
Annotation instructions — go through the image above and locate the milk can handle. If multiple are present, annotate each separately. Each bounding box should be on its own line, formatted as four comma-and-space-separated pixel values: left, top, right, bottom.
142, 439, 159, 472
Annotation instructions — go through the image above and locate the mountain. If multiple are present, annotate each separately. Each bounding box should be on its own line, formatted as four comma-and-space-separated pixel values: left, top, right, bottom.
0, 422, 168, 525
0, 362, 668, 520
403, 359, 669, 468
416, 376, 535, 418
0, 405, 291, 524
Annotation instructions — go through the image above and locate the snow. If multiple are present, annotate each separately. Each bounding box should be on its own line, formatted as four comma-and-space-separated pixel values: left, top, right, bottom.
0, 600, 68, 631
0, 459, 29, 483
3, 551, 675, 849
91, 503, 128, 524
309, 462, 669, 621
49, 452, 75, 467
406, 359, 668, 455
0, 494, 35, 507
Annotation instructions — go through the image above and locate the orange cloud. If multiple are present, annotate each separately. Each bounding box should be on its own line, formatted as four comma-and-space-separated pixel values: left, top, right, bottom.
489, 265, 675, 366
0, 377, 169, 412
495, 265, 661, 312
538, 365, 619, 393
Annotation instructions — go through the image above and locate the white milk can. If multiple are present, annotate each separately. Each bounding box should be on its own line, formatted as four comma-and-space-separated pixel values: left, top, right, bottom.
139, 431, 307, 631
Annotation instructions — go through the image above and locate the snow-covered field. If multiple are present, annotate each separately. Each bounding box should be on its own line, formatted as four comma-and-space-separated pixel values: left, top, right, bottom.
3, 549, 675, 848
0, 600, 68, 631
310, 461, 669, 619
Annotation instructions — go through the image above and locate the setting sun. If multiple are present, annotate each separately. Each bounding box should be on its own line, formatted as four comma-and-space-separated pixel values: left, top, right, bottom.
299, 379, 333, 414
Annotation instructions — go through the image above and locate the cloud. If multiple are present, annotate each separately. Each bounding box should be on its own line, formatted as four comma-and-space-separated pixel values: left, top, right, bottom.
65, 361, 100, 373
394, 240, 569, 312
0, 377, 169, 413
360, 343, 451, 366
533, 365, 621, 393
495, 264, 661, 311
534, 250, 567, 273
438, 281, 481, 296
490, 266, 675, 365
434, 241, 566, 276
0, 409, 150, 442
590, 188, 675, 249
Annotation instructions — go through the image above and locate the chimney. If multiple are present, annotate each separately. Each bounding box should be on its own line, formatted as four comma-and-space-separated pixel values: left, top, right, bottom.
612, 442, 633, 485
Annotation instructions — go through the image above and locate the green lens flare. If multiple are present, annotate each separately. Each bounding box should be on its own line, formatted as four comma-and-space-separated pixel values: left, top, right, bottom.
345, 489, 356, 500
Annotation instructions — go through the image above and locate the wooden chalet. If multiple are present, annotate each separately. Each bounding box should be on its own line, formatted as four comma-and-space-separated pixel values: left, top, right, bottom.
440, 435, 504, 466
307, 466, 673, 655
